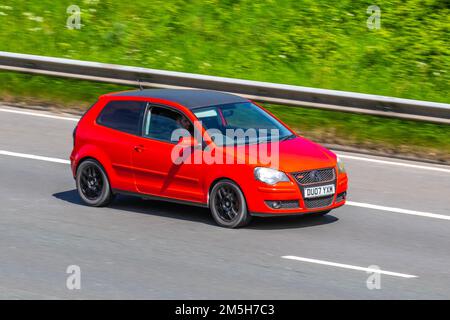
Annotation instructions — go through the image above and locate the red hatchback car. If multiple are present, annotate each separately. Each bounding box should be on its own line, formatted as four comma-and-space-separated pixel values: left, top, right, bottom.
70, 89, 348, 228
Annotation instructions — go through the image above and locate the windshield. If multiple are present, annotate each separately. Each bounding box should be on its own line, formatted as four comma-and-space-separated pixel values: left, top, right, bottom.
193, 102, 293, 146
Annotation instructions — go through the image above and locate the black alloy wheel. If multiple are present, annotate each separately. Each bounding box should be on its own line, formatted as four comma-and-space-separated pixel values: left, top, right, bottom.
76, 159, 113, 207
210, 180, 251, 228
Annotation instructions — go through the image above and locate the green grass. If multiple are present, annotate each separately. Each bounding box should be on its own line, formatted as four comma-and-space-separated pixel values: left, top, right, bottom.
0, 0, 448, 161
0, 0, 448, 102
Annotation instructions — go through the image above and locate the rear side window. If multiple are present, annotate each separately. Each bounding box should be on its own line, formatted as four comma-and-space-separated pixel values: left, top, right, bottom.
97, 100, 147, 135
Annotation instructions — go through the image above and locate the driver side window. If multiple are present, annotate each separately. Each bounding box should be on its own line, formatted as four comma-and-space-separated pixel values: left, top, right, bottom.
143, 106, 193, 143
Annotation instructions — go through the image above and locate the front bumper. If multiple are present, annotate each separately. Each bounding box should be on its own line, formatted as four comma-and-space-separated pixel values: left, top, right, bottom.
246, 170, 348, 216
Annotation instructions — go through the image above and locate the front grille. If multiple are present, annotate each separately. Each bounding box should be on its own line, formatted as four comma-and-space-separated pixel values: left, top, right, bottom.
304, 195, 334, 209
265, 200, 300, 209
293, 168, 335, 185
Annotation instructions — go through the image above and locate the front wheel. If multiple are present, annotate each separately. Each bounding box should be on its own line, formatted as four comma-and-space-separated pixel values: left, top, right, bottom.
76, 159, 113, 207
209, 180, 252, 228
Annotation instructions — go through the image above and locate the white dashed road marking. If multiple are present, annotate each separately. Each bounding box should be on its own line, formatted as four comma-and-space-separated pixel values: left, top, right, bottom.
282, 255, 417, 278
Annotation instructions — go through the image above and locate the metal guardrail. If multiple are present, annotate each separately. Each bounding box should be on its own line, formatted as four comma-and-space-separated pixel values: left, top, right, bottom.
0, 51, 449, 124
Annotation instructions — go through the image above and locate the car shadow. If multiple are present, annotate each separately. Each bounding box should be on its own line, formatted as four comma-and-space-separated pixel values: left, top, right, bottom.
248, 214, 338, 230
53, 189, 338, 230
53, 189, 85, 205
53, 189, 215, 226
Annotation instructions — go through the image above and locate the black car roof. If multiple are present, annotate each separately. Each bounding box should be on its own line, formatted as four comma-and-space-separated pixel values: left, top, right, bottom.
111, 89, 249, 109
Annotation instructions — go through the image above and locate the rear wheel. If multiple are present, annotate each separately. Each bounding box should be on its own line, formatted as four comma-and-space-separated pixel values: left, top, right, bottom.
210, 180, 252, 228
76, 159, 113, 207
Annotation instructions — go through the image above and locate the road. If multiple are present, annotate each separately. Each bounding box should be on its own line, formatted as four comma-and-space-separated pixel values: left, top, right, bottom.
0, 105, 449, 299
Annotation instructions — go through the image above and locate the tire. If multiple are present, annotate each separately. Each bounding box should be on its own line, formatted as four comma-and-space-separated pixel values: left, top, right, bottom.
76, 159, 113, 207
209, 179, 252, 228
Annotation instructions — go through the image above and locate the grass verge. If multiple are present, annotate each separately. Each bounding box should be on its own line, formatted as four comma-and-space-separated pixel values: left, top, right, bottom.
0, 0, 448, 102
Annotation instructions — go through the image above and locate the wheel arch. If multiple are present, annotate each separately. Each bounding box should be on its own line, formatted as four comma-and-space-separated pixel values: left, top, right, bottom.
207, 177, 247, 208
73, 145, 115, 187
76, 156, 106, 175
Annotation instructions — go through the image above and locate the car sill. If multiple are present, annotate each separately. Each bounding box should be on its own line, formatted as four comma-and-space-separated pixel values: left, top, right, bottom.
112, 189, 209, 208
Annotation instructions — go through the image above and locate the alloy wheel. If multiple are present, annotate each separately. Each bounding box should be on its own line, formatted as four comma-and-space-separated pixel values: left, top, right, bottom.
79, 164, 104, 200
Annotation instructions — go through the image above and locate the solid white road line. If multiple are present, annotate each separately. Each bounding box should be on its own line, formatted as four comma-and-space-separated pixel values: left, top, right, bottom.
347, 201, 450, 221
337, 154, 450, 174
0, 107, 80, 122
281, 255, 417, 278
0, 150, 70, 164
0, 149, 449, 222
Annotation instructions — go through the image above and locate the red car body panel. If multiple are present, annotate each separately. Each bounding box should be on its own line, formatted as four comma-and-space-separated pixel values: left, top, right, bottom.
70, 92, 348, 215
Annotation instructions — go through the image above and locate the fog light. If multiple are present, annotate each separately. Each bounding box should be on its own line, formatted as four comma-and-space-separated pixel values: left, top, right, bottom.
271, 201, 281, 209
336, 192, 347, 203
265, 200, 299, 209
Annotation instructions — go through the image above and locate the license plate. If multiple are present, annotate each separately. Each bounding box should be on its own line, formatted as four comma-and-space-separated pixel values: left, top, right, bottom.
304, 184, 335, 198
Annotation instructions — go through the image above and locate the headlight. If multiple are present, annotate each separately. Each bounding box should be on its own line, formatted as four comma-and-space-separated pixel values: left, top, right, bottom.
337, 156, 346, 173
254, 167, 290, 185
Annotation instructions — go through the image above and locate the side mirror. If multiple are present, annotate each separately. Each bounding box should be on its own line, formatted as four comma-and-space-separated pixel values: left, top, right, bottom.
178, 136, 199, 148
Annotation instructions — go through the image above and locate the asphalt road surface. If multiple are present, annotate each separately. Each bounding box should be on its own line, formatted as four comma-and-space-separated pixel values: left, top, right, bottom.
0, 106, 449, 299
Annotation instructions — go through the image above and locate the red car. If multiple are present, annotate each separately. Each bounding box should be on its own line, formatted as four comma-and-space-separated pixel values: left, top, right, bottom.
70, 89, 348, 228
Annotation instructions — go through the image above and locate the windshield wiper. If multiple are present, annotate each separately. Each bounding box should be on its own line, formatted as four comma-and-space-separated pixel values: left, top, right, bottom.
279, 134, 297, 142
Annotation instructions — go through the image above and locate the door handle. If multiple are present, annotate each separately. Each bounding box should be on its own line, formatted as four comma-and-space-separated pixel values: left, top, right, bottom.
134, 145, 145, 152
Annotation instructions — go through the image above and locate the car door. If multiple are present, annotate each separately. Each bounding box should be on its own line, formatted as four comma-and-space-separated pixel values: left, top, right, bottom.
95, 100, 146, 192
131, 105, 205, 203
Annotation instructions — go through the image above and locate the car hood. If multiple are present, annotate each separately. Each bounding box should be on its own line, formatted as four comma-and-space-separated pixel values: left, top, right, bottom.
221, 136, 337, 173
274, 136, 337, 172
